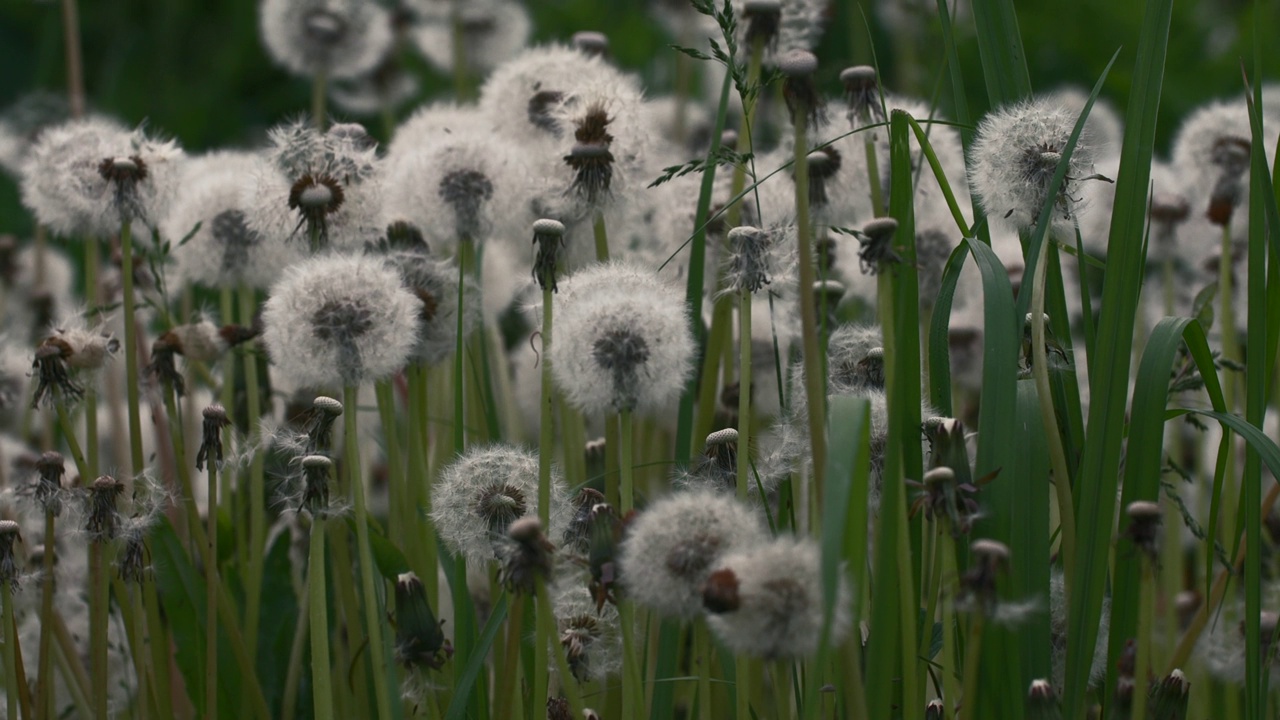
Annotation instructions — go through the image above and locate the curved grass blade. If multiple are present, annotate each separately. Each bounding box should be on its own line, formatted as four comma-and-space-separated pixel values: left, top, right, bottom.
927, 245, 971, 416
443, 593, 509, 720
969, 0, 1032, 108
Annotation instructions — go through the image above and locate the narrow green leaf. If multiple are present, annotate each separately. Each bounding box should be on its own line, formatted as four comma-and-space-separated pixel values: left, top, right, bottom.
1064, 1, 1174, 715
969, 0, 1032, 108
1013, 378, 1051, 682
927, 245, 971, 416
443, 593, 509, 720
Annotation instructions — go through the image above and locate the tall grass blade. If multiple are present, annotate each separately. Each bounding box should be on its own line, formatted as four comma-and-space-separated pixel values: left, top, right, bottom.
1063, 1, 1173, 715
969, 0, 1031, 107
443, 593, 509, 720
927, 246, 970, 416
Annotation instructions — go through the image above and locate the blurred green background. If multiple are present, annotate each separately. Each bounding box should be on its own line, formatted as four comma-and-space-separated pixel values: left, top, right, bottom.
2, 0, 1277, 234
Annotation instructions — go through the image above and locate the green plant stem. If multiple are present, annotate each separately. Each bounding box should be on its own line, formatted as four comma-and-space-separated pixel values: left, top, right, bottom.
344, 384, 394, 720
735, 295, 752, 720
162, 385, 193, 545
90, 542, 109, 720
406, 365, 439, 606
772, 660, 792, 720
282, 571, 309, 720
375, 381, 405, 546
1131, 561, 1155, 720
620, 410, 635, 515
793, 112, 827, 508
939, 527, 961, 715
84, 236, 100, 479
496, 597, 525, 720
535, 578, 588, 716
619, 601, 643, 720
2, 582, 19, 720
37, 510, 56, 720
60, 0, 85, 117
240, 284, 267, 662
1029, 233, 1076, 591
725, 36, 765, 230
593, 210, 610, 262
206, 461, 219, 720
864, 132, 885, 217
454, 242, 472, 455
535, 284, 555, 716
120, 220, 145, 478
450, 4, 470, 99
960, 614, 986, 720
312, 68, 327, 130
53, 402, 88, 483
695, 620, 712, 720
218, 286, 236, 532
140, 579, 172, 720
309, 518, 335, 720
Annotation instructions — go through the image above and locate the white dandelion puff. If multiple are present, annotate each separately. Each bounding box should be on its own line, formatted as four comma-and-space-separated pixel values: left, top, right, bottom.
259, 0, 393, 81
409, 0, 532, 76
553, 582, 622, 682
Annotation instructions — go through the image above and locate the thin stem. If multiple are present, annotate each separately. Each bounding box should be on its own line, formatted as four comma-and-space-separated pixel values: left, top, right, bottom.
90, 542, 109, 719
206, 461, 220, 720
60, 0, 86, 118
375, 381, 405, 547
593, 210, 610, 262
53, 403, 88, 481
1029, 233, 1076, 592
793, 112, 827, 506
864, 132, 886, 217
120, 221, 145, 479
37, 510, 56, 719
345, 384, 394, 720
619, 601, 643, 719
450, 2, 470, 100
84, 236, 100, 479
695, 621, 713, 720
620, 410, 634, 515
309, 518, 335, 720
454, 242, 471, 455
141, 579, 173, 719
241, 284, 268, 662
535, 284, 555, 715
282, 574, 310, 720
535, 578, 588, 716
1131, 560, 1155, 720
406, 365, 439, 606
736, 296, 751, 720
2, 582, 19, 720
939, 527, 960, 717
960, 615, 986, 720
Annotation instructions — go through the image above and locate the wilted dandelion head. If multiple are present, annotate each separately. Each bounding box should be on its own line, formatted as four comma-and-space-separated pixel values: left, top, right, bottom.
840, 65, 883, 126
724, 225, 773, 295
31, 314, 120, 408
32, 451, 67, 517
550, 263, 695, 416
969, 98, 1098, 234
735, 0, 826, 65
250, 119, 382, 251
410, 0, 532, 76
777, 50, 825, 127
83, 475, 126, 543
618, 490, 768, 619
554, 582, 622, 682
261, 253, 418, 388
164, 152, 306, 290
702, 535, 850, 659
394, 570, 451, 670
430, 444, 569, 565
377, 251, 476, 366
259, 0, 392, 81
496, 516, 555, 594
531, 218, 567, 292
21, 118, 184, 238
0, 520, 22, 590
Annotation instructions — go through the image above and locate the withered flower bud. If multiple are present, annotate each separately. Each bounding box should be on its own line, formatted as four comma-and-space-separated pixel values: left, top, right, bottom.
959, 539, 1010, 616
497, 516, 555, 595
0, 520, 22, 590
562, 487, 606, 555
84, 475, 126, 542
196, 403, 232, 472
532, 218, 566, 293
34, 450, 66, 516
303, 395, 344, 452
840, 65, 883, 126
394, 571, 452, 670
300, 454, 333, 515
856, 217, 902, 274
778, 50, 825, 127
31, 342, 82, 408
1123, 500, 1162, 563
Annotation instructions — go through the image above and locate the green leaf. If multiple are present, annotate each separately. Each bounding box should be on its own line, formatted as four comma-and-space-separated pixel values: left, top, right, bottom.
927, 245, 970, 417
443, 593, 509, 720
970, 0, 1032, 108
346, 517, 411, 581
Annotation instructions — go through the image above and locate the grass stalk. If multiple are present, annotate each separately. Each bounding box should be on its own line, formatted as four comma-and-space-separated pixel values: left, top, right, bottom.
2, 581, 19, 720
240, 283, 268, 661
120, 220, 145, 478
695, 620, 713, 720
343, 384, 394, 720
535, 577, 587, 716
309, 518, 335, 720
593, 211, 610, 262
792, 110, 827, 507
1029, 233, 1076, 589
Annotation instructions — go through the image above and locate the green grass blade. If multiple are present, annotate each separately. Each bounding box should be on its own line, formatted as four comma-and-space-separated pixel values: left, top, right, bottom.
1062, 1, 1173, 715
969, 0, 1032, 107
443, 593, 509, 720
1014, 378, 1051, 682
927, 245, 972, 416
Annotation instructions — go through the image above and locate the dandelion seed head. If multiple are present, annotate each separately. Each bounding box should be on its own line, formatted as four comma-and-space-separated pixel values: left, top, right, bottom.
430, 444, 570, 565
703, 535, 850, 659
410, 0, 532, 76
1171, 97, 1278, 227
259, 0, 393, 81
619, 490, 767, 619
262, 253, 418, 387
550, 263, 695, 416
377, 251, 477, 366
0, 92, 71, 179
330, 56, 421, 118
969, 98, 1098, 234
554, 581, 622, 681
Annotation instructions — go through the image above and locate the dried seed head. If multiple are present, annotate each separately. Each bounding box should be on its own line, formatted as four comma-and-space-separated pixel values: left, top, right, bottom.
84, 475, 126, 542
303, 395, 344, 452
555, 583, 622, 681
910, 466, 981, 536
34, 450, 66, 516
857, 217, 901, 274
0, 520, 21, 590
572, 31, 609, 58
532, 218, 567, 292
1123, 500, 1162, 562
725, 225, 773, 294
800, 147, 842, 207
840, 65, 884, 129
117, 530, 150, 584
778, 50, 825, 127
394, 571, 452, 670
562, 487, 607, 555
743, 0, 783, 47
960, 538, 1011, 615
497, 516, 555, 594
298, 454, 334, 515
196, 404, 232, 472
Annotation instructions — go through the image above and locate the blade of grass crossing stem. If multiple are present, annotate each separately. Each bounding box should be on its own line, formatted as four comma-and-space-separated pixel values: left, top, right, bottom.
803, 395, 871, 720
674, 70, 732, 469
1243, 55, 1273, 711
1014, 378, 1051, 681
964, 238, 1018, 548
1064, 3, 1172, 716
927, 246, 970, 416
934, 0, 994, 250
443, 593, 508, 720
1105, 318, 1225, 703
969, 0, 1031, 108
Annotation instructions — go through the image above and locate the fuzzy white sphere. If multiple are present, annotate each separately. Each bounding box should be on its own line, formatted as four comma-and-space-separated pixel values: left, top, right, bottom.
259, 0, 393, 81
261, 253, 418, 387
410, 0, 532, 75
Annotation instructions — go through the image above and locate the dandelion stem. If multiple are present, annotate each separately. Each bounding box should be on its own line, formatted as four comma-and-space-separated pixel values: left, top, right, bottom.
695, 620, 713, 720
939, 527, 961, 717
37, 509, 57, 719
60, 0, 86, 118
535, 284, 555, 716
1131, 558, 1155, 720
53, 403, 88, 481
960, 614, 986, 720
206, 459, 220, 720
620, 410, 634, 515
90, 541, 109, 720
593, 210, 610, 262
375, 381, 406, 548
735, 292, 752, 720
84, 235, 100, 479
282, 575, 309, 720
864, 132, 885, 217
241, 283, 268, 663
2, 581, 19, 720
619, 601, 643, 719
535, 577, 588, 716
344, 384, 395, 720
450, 3, 471, 100
308, 518, 335, 720
1029, 233, 1076, 592
121, 220, 146, 478
406, 365, 439, 605
793, 111, 828, 511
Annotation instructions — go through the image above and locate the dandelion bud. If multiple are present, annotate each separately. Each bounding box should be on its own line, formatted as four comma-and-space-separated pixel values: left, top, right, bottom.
1148, 669, 1190, 720
292, 452, 331, 508
0, 520, 22, 590
572, 31, 609, 58
555, 583, 621, 682
1025, 679, 1063, 720
726, 225, 773, 295
703, 535, 852, 659
704, 428, 739, 474
302, 395, 343, 453
778, 50, 824, 127
743, 0, 782, 46
841, 65, 883, 126
1123, 500, 1162, 561
532, 218, 567, 293
925, 698, 947, 720
1206, 137, 1251, 226
1175, 590, 1200, 630
394, 571, 451, 670
195, 404, 232, 472
800, 147, 841, 208
34, 450, 66, 516
84, 475, 126, 543
497, 516, 555, 594
619, 490, 767, 619
562, 487, 606, 555
910, 466, 981, 536
856, 217, 901, 274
